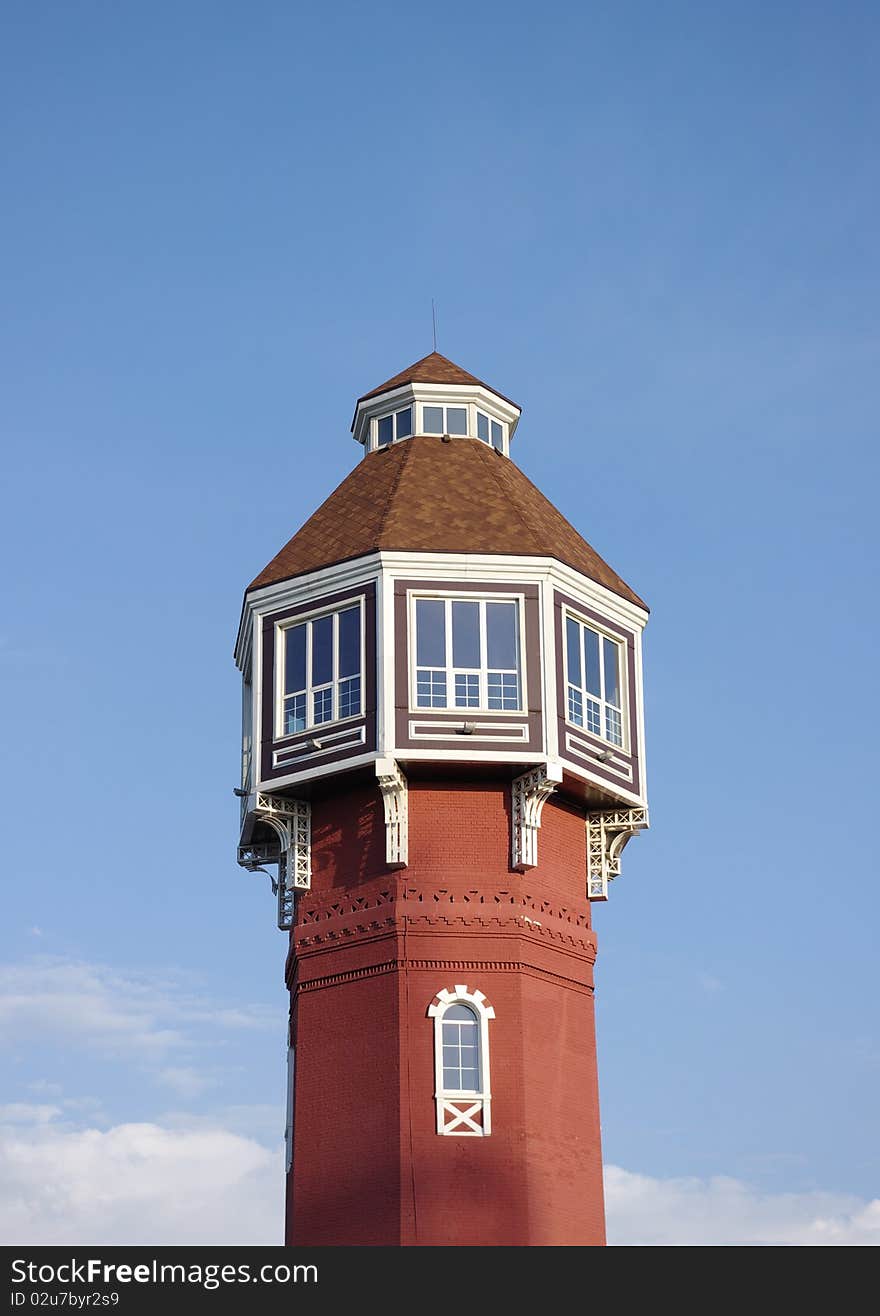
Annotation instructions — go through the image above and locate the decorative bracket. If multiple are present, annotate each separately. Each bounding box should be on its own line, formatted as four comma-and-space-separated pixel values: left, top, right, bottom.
376, 758, 408, 868
586, 807, 649, 901
511, 762, 564, 871
237, 792, 311, 930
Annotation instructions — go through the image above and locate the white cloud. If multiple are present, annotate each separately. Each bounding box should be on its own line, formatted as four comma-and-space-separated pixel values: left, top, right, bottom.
0, 957, 275, 1064
156, 1067, 213, 1099
0, 1103, 61, 1126
605, 1165, 880, 1246
0, 1119, 283, 1246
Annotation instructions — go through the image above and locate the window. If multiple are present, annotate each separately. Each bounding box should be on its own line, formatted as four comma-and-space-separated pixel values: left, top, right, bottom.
428, 986, 494, 1136
376, 406, 412, 447
565, 614, 624, 746
280, 604, 362, 736
422, 404, 467, 436
476, 411, 504, 451
413, 596, 522, 711
441, 1004, 481, 1091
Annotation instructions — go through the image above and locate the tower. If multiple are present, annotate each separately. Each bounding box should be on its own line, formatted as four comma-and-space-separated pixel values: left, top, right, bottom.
234, 352, 649, 1246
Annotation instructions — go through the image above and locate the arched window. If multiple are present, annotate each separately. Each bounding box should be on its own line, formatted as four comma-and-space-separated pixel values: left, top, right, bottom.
428, 985, 495, 1136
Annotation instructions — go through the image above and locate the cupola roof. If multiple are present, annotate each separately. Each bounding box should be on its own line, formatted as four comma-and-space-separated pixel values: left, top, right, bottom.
355, 351, 520, 410
247, 436, 646, 609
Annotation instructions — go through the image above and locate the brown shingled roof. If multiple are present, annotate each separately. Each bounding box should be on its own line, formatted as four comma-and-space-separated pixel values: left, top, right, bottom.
356, 351, 520, 410
248, 437, 646, 609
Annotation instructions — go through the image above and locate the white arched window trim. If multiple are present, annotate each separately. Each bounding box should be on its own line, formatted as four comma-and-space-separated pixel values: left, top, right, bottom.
427, 985, 495, 1137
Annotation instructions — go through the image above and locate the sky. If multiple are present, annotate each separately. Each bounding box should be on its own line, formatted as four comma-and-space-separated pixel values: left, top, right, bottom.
1, 0, 878, 1247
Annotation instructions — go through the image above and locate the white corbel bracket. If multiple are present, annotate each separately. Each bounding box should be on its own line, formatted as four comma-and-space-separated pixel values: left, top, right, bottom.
237, 792, 311, 930
511, 762, 564, 871
586, 807, 649, 901
376, 758, 408, 868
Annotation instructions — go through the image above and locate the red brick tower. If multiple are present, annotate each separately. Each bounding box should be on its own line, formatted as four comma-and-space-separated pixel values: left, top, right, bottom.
234, 353, 649, 1246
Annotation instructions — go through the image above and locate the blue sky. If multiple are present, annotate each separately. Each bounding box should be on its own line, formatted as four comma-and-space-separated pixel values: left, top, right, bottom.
1, 1, 878, 1244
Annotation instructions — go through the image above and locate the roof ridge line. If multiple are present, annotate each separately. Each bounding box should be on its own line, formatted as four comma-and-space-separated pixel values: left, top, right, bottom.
374, 441, 413, 542
479, 443, 543, 548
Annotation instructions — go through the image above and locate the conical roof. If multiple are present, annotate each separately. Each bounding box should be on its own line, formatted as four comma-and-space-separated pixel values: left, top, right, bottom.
248, 436, 646, 609
355, 351, 519, 410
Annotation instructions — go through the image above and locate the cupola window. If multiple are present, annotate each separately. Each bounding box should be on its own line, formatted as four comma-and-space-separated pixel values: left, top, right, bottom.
279, 604, 362, 736
413, 596, 522, 712
565, 614, 624, 746
422, 405, 467, 436
377, 407, 412, 446
477, 411, 504, 451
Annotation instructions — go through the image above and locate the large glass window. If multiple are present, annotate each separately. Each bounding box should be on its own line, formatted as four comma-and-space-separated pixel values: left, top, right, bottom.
280, 604, 362, 735
565, 614, 624, 746
422, 404, 467, 436
414, 597, 522, 711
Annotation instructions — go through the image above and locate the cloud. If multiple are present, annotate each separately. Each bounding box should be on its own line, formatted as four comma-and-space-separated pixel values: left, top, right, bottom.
2, 1110, 877, 1247
0, 957, 275, 1063
156, 1067, 213, 1099
605, 1165, 880, 1246
0, 1119, 282, 1246
0, 1103, 61, 1126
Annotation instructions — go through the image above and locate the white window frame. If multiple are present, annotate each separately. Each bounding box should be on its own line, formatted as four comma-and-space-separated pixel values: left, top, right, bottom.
428, 985, 494, 1137
563, 609, 627, 750
375, 405, 413, 447
408, 592, 525, 714
475, 409, 505, 451
275, 599, 365, 739
419, 402, 469, 437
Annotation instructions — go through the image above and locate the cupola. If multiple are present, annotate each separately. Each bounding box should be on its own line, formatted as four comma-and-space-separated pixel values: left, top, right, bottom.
351, 351, 521, 456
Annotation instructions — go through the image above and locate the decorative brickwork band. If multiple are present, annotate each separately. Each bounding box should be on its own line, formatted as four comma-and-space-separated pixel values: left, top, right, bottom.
511, 763, 564, 870
585, 807, 649, 901
376, 757, 408, 868
428, 986, 495, 1137
238, 792, 311, 930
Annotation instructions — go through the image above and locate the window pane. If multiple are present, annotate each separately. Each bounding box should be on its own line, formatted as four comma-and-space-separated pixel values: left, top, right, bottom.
452, 600, 480, 668
395, 407, 412, 438
338, 675, 360, 719
338, 607, 360, 678
459, 1069, 479, 1091
313, 687, 333, 724
454, 673, 479, 707
584, 626, 601, 696
377, 415, 393, 446
284, 693, 306, 735
416, 599, 445, 667
446, 407, 467, 434
416, 669, 446, 707
491, 420, 503, 450
486, 602, 518, 671
423, 406, 443, 434
566, 617, 581, 688
487, 671, 519, 710
604, 637, 620, 708
285, 624, 306, 694
311, 614, 333, 686
444, 1003, 477, 1022
477, 411, 489, 442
